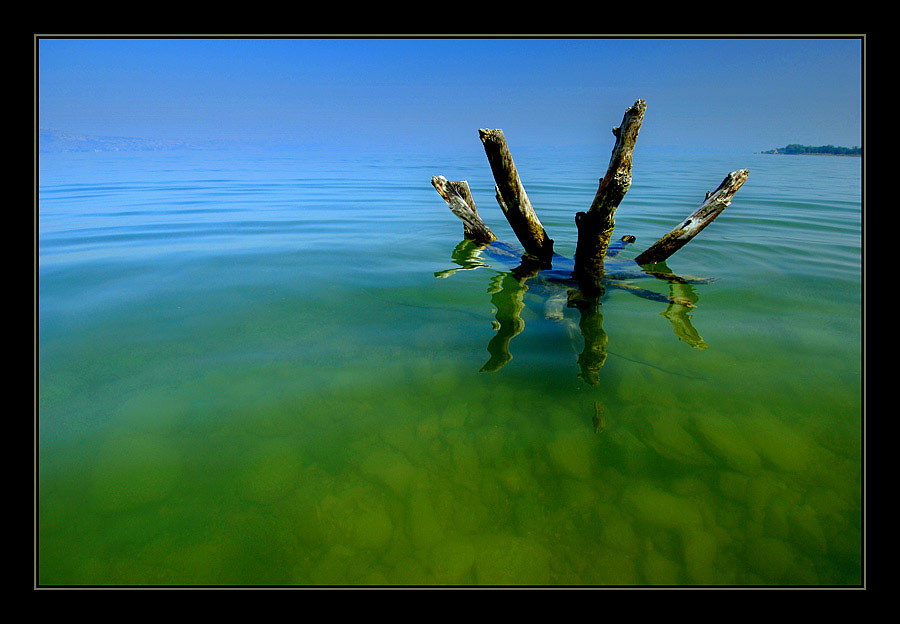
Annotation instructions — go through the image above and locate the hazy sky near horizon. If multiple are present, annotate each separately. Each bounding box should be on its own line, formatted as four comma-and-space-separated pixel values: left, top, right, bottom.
38, 37, 863, 153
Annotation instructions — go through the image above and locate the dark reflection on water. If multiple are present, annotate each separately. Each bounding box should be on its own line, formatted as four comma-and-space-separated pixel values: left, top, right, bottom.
436, 239, 710, 385
482, 272, 527, 373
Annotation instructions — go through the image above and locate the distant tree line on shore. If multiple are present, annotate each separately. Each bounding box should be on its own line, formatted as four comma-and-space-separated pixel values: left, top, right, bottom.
762, 144, 861, 156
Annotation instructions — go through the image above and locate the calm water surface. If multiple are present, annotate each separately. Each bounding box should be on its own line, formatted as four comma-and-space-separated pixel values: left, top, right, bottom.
37, 144, 862, 585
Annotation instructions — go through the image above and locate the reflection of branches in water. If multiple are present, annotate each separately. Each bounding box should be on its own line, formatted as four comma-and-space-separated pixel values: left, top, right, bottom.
481, 272, 528, 372
640, 260, 708, 350
662, 281, 707, 349
436, 241, 710, 383
606, 264, 708, 350
433, 240, 490, 279
481, 255, 546, 373
567, 291, 608, 386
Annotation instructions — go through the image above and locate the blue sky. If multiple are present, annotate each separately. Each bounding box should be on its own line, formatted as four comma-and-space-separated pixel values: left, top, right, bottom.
37, 37, 863, 153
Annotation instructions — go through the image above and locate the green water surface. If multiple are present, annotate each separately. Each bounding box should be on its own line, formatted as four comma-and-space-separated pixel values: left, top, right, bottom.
37, 147, 863, 586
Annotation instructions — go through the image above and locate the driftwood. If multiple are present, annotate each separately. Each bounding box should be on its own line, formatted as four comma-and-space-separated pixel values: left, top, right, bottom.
634, 169, 750, 265
431, 175, 497, 245
478, 129, 554, 261
430, 98, 749, 384
432, 98, 748, 294
574, 99, 646, 294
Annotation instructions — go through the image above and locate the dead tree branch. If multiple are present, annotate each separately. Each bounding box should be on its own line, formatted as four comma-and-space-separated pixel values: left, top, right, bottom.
574, 99, 647, 294
431, 175, 497, 245
634, 169, 750, 265
478, 128, 554, 261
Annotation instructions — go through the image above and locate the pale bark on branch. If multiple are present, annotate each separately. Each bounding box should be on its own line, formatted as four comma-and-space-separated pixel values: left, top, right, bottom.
574, 99, 647, 293
478, 128, 554, 260
634, 169, 750, 265
431, 175, 497, 245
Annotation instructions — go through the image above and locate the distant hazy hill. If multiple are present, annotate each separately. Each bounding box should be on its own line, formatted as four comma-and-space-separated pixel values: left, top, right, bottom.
36, 131, 251, 153
762, 144, 861, 156
37, 131, 195, 153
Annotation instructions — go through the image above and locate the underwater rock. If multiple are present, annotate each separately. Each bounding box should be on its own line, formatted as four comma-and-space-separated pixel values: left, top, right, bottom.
447, 430, 481, 477
473, 534, 551, 585
316, 483, 395, 553
217, 510, 298, 585
606, 427, 654, 475
408, 483, 446, 551
621, 481, 704, 532
691, 414, 763, 474
717, 470, 751, 503
152, 537, 230, 585
644, 416, 715, 467
285, 463, 336, 547
497, 466, 525, 494
599, 512, 639, 553
827, 525, 862, 582
90, 434, 181, 512
803, 485, 850, 525
713, 498, 745, 534
763, 492, 792, 540
558, 477, 603, 513
308, 544, 364, 585
478, 473, 511, 515
389, 556, 430, 585
682, 530, 719, 585
745, 537, 797, 582
746, 471, 788, 526
745, 414, 815, 474
359, 567, 391, 585
475, 425, 508, 466
430, 538, 476, 584
450, 493, 493, 534
547, 429, 594, 479
239, 439, 304, 504
349, 500, 395, 552
641, 539, 683, 585
670, 475, 711, 499
670, 477, 718, 529
380, 421, 417, 455
416, 415, 442, 440
440, 404, 469, 430
787, 504, 828, 557
360, 446, 417, 495
589, 546, 640, 585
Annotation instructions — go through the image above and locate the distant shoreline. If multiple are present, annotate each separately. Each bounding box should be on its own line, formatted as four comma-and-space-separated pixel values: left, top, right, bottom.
762, 152, 861, 157
761, 144, 861, 156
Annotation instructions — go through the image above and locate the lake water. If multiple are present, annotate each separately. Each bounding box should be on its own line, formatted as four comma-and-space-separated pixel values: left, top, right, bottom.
37, 143, 863, 586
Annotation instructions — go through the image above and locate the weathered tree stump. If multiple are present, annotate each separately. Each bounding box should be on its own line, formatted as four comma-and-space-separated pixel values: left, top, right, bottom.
634, 169, 750, 265
430, 98, 750, 386
478, 128, 554, 261
431, 175, 497, 245
573, 99, 647, 295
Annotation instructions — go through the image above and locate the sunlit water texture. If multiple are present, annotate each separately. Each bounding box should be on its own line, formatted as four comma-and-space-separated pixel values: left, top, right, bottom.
37, 145, 862, 585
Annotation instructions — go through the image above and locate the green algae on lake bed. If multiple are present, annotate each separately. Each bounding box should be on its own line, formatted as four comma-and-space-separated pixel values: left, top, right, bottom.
38, 147, 862, 585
